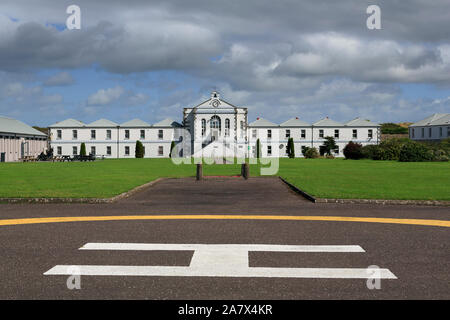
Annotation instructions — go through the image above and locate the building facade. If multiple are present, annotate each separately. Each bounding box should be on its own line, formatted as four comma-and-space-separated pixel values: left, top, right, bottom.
409, 113, 450, 141
50, 91, 380, 158
0, 116, 48, 162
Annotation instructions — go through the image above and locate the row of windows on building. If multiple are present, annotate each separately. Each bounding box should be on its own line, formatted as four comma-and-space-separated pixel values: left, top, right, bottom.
251, 129, 373, 139
56, 145, 165, 156
201, 117, 245, 138
56, 129, 165, 140
410, 126, 450, 138
256, 145, 340, 156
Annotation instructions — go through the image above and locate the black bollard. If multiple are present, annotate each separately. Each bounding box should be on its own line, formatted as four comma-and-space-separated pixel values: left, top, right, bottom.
196, 163, 203, 180
242, 163, 249, 180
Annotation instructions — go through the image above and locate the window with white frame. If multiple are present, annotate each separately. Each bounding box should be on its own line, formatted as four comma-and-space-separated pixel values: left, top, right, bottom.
429, 127, 432, 137
158, 146, 164, 156
91, 130, 96, 140
72, 130, 77, 140
140, 130, 145, 139
106, 130, 111, 140
319, 129, 324, 138
240, 121, 244, 138
352, 129, 357, 139
107, 146, 111, 155
57, 146, 62, 155
421, 128, 424, 138
368, 129, 373, 139
334, 129, 339, 139
439, 127, 443, 137
225, 118, 230, 136
158, 129, 164, 139
301, 129, 306, 139
286, 129, 290, 138
91, 146, 96, 155
125, 130, 130, 139
125, 146, 130, 155
57, 130, 62, 140
72, 146, 77, 155
267, 129, 272, 139
267, 145, 272, 155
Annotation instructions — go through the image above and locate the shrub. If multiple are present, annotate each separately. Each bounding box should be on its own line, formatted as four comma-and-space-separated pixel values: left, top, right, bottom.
256, 139, 261, 158
169, 141, 176, 158
377, 138, 410, 160
399, 141, 434, 162
287, 138, 295, 158
325, 154, 335, 159
80, 143, 86, 156
343, 141, 364, 159
135, 140, 144, 158
361, 144, 380, 159
304, 147, 319, 159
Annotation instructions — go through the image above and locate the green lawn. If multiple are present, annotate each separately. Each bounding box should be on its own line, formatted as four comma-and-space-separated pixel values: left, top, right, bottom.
0, 158, 449, 200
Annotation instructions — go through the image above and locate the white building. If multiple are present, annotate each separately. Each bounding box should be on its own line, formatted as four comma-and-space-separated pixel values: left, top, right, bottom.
50, 91, 380, 158
0, 116, 48, 162
409, 113, 450, 141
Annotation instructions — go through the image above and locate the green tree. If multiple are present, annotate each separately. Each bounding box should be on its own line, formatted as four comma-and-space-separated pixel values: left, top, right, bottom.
256, 139, 261, 158
169, 141, 176, 158
80, 143, 86, 156
287, 137, 295, 158
135, 140, 144, 158
322, 136, 337, 156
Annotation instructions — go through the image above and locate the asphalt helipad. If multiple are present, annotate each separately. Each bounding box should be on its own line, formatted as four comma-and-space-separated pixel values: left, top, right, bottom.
0, 177, 448, 299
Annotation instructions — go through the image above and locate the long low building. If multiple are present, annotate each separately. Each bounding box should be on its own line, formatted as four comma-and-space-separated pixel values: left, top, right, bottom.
49, 91, 380, 158
0, 116, 48, 162
409, 113, 450, 141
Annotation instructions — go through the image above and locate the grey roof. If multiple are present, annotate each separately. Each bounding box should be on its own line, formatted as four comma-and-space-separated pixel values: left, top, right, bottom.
313, 117, 344, 127
88, 119, 118, 127
279, 117, 310, 127
49, 118, 85, 128
345, 118, 379, 127
120, 119, 151, 127
430, 114, 450, 125
153, 118, 182, 127
0, 116, 47, 136
410, 113, 450, 126
248, 118, 278, 127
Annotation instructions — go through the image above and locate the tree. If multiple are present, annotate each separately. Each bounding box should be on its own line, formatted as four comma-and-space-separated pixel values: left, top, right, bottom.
343, 141, 364, 159
256, 139, 261, 158
169, 141, 176, 158
322, 136, 337, 156
135, 140, 144, 158
287, 137, 295, 158
80, 143, 86, 156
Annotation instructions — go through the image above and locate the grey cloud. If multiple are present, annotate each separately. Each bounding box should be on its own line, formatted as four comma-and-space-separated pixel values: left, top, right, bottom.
43, 71, 74, 86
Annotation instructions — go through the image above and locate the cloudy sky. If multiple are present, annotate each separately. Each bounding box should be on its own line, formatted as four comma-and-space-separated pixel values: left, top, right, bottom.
0, 0, 449, 126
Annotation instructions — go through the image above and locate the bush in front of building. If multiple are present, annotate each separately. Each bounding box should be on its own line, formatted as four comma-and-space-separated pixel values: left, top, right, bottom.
361, 144, 380, 159
399, 141, 435, 162
80, 143, 86, 156
303, 147, 319, 159
287, 138, 295, 158
343, 141, 364, 159
169, 141, 175, 158
322, 136, 337, 156
376, 137, 410, 160
135, 140, 144, 158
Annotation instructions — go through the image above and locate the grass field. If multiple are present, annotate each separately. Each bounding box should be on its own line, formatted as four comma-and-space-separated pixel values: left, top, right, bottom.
0, 158, 449, 200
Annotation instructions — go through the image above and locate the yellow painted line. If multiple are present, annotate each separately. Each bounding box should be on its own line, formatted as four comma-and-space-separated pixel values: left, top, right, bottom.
0, 215, 449, 228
